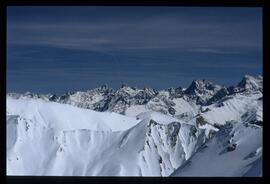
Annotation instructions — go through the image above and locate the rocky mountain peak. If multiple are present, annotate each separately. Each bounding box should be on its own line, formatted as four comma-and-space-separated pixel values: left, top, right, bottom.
7, 74, 263, 114
185, 79, 219, 95
184, 79, 222, 105
237, 75, 263, 91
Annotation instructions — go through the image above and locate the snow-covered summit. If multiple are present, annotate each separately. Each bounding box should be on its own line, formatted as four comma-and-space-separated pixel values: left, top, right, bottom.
184, 79, 222, 105
237, 75, 263, 91
7, 75, 262, 116
6, 75, 263, 176
185, 79, 220, 94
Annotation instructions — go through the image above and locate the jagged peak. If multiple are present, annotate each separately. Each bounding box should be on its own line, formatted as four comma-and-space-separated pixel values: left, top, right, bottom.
99, 84, 109, 89
185, 79, 220, 95
190, 79, 215, 88
64, 90, 75, 95
142, 87, 158, 95
83, 85, 114, 95
175, 86, 183, 91
237, 74, 263, 90
120, 83, 128, 88
95, 84, 113, 92
118, 84, 156, 93
241, 74, 262, 81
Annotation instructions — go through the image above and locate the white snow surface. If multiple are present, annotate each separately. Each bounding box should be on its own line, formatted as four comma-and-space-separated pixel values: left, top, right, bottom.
171, 122, 262, 176
200, 92, 262, 126
7, 97, 140, 132
6, 84, 262, 176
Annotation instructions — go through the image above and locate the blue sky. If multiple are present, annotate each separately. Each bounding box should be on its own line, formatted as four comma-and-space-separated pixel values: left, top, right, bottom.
7, 6, 262, 94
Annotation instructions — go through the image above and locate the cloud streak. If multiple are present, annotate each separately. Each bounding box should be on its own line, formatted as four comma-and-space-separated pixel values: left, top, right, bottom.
7, 7, 262, 53
7, 6, 263, 93
187, 48, 241, 55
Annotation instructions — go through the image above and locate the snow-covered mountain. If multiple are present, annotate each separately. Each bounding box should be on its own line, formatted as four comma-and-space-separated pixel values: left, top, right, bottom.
6, 75, 263, 176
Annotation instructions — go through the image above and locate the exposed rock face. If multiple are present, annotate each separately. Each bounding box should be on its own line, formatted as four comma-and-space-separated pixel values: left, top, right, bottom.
237, 75, 263, 91
140, 119, 203, 176
167, 87, 184, 98
227, 143, 237, 152
168, 107, 176, 115
184, 79, 222, 105
196, 116, 208, 126
206, 87, 229, 105
6, 74, 263, 176
7, 75, 263, 116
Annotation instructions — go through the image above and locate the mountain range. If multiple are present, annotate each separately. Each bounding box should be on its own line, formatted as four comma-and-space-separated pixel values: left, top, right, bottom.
6, 75, 263, 176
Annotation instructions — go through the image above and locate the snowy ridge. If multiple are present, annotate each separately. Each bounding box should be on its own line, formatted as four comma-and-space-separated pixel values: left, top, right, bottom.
139, 120, 205, 176
198, 92, 262, 126
6, 102, 203, 176
7, 75, 262, 116
6, 75, 263, 176
7, 97, 140, 132
171, 121, 262, 176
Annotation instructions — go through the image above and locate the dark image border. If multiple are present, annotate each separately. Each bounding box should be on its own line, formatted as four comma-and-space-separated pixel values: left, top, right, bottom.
1, 0, 269, 184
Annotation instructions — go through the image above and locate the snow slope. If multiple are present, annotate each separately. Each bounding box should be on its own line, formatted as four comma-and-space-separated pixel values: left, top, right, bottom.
199, 92, 262, 126
6, 75, 263, 176
7, 97, 140, 132
171, 122, 262, 176
7, 97, 203, 176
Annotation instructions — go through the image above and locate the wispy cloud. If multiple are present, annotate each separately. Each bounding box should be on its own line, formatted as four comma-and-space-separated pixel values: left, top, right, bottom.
187, 48, 240, 55
191, 61, 262, 69
7, 8, 262, 53
7, 7, 262, 93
